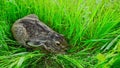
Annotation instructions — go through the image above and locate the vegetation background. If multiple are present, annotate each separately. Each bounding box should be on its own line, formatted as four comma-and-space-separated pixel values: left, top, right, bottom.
0, 0, 120, 68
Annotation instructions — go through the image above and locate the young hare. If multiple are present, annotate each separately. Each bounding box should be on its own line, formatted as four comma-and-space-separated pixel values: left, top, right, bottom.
11, 14, 68, 54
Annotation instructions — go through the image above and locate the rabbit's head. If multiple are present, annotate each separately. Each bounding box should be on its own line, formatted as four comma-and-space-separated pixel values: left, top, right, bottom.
27, 32, 68, 54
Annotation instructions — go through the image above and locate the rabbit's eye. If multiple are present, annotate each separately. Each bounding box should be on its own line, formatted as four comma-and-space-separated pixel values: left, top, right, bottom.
55, 41, 60, 45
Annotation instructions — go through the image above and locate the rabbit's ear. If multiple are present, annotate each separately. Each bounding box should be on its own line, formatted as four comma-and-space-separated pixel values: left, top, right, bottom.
27, 41, 45, 47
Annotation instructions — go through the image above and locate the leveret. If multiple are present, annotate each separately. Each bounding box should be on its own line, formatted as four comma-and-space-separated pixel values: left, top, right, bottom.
11, 14, 68, 54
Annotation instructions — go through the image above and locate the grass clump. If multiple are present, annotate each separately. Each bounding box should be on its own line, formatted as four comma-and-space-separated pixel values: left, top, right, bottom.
0, 0, 120, 68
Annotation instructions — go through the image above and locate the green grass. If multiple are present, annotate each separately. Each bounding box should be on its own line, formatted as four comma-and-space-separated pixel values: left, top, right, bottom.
0, 0, 120, 68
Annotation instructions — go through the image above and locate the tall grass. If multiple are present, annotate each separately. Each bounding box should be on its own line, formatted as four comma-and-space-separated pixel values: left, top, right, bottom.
0, 0, 120, 68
